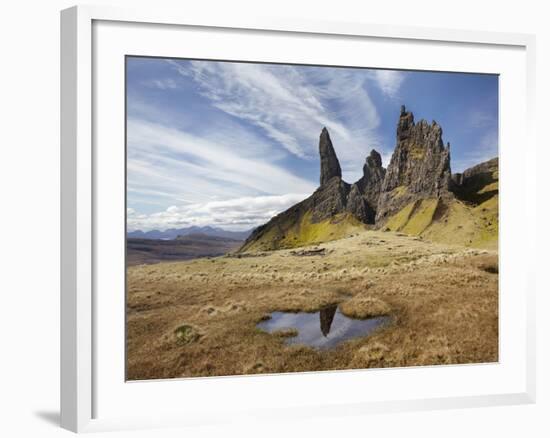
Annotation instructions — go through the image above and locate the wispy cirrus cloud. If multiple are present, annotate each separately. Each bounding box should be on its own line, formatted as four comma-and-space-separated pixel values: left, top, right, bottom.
145, 78, 178, 90
126, 114, 317, 225
371, 70, 406, 99
168, 60, 394, 180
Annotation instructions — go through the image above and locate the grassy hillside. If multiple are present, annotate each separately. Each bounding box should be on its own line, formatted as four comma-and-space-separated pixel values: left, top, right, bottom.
382, 197, 497, 249
240, 211, 366, 252
381, 159, 498, 249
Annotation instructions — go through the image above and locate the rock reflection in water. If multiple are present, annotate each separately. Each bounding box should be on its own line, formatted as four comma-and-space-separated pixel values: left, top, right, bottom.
257, 306, 389, 349
319, 305, 337, 336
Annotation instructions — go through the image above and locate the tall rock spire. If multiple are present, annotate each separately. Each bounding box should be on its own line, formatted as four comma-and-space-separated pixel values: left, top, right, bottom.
319, 127, 342, 186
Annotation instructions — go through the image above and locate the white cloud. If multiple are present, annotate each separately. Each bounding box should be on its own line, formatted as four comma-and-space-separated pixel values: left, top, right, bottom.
371, 70, 406, 99
127, 118, 317, 198
127, 119, 315, 193
127, 193, 309, 231
169, 60, 386, 178
146, 78, 177, 90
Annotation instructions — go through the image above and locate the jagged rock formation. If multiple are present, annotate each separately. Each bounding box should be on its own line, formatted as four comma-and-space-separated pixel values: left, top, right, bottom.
451, 157, 498, 205
376, 106, 452, 223
347, 150, 386, 223
239, 128, 377, 252
239, 106, 499, 252
319, 128, 342, 186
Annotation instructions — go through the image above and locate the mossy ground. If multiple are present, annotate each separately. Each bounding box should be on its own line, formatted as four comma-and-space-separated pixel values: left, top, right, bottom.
401, 199, 439, 235
280, 211, 365, 248
383, 196, 497, 250
385, 201, 417, 231
241, 211, 366, 252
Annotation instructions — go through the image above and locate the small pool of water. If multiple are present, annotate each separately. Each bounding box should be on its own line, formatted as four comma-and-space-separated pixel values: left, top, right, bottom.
257, 305, 390, 349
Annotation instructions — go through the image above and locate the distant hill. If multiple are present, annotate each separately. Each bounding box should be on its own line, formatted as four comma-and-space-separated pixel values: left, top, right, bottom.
239, 105, 498, 252
127, 226, 252, 241
127, 233, 243, 266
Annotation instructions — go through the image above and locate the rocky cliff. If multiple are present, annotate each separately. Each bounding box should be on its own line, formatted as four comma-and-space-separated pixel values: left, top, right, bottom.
451, 157, 498, 205
239, 106, 498, 252
347, 149, 386, 223
375, 106, 452, 223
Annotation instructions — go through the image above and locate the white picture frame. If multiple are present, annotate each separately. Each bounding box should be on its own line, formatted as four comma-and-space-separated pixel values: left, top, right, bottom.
60, 4, 536, 433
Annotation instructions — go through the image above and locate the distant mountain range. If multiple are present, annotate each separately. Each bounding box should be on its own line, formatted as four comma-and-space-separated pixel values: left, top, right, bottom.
127, 233, 243, 265
127, 226, 252, 241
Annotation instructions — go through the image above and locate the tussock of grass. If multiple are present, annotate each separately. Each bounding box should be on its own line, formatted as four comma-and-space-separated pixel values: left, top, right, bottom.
276, 288, 343, 313
273, 328, 299, 338
340, 296, 391, 319
174, 324, 200, 345
352, 341, 391, 367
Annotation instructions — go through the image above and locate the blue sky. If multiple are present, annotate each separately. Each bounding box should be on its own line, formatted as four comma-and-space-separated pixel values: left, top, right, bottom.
126, 57, 498, 231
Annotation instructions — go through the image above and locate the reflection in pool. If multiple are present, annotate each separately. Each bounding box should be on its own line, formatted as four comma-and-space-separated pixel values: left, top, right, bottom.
257, 305, 390, 349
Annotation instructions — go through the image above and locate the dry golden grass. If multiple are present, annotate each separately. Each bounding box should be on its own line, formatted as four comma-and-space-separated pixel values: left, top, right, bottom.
126, 230, 498, 380
340, 296, 391, 319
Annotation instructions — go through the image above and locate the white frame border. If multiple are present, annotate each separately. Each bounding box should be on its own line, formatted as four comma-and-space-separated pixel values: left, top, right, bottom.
60, 4, 536, 433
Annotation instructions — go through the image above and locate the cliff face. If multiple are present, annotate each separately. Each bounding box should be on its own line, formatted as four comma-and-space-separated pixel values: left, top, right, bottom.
348, 150, 386, 223
376, 106, 452, 223
451, 157, 498, 205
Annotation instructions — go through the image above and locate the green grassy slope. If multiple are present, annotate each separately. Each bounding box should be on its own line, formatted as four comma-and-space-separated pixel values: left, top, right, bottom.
381, 160, 498, 249
239, 211, 366, 252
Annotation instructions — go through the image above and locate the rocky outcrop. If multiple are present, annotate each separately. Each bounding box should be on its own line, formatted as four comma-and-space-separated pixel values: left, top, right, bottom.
376, 106, 452, 222
346, 183, 370, 223
348, 150, 386, 223
309, 176, 351, 222
319, 127, 342, 186
451, 157, 498, 205
239, 168, 352, 251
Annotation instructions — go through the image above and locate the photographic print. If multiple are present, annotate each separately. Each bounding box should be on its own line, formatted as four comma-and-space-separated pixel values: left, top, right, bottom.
125, 57, 498, 380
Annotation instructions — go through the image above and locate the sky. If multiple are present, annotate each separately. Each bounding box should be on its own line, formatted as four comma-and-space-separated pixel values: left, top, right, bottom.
126, 57, 498, 232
